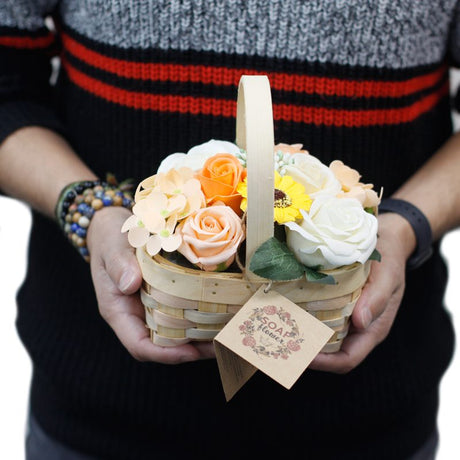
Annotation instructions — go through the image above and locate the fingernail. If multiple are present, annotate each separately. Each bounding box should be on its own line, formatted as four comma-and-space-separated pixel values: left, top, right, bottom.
119, 271, 135, 293
361, 308, 373, 329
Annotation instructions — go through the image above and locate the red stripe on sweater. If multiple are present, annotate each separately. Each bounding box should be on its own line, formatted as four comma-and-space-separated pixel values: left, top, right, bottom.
64, 59, 449, 127
62, 32, 446, 99
0, 33, 55, 49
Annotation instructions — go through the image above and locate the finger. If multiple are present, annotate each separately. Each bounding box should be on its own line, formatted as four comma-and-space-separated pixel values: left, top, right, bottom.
352, 260, 400, 330
89, 207, 142, 295
100, 236, 143, 295
194, 341, 217, 359
309, 326, 376, 374
107, 292, 209, 364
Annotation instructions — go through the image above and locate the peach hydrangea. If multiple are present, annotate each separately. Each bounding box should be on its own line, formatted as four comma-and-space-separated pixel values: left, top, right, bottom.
121, 167, 206, 256
274, 143, 309, 155
329, 160, 382, 208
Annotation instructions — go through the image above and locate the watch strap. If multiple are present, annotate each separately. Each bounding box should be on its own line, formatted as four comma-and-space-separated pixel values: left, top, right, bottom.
378, 198, 433, 270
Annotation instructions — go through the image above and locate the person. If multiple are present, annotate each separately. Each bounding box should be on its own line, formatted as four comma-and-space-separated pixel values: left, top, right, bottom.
1, 1, 459, 459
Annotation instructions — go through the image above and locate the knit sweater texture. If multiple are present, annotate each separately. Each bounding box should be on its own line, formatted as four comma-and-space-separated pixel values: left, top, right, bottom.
1, 1, 458, 459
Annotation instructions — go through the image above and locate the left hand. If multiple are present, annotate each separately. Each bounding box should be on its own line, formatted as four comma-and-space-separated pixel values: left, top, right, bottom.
309, 213, 416, 374
87, 206, 216, 363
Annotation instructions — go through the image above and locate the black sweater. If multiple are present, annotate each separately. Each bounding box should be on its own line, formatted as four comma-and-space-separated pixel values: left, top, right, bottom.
1, 1, 458, 459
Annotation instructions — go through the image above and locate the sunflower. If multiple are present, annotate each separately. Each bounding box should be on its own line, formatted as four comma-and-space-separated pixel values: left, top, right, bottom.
237, 171, 312, 224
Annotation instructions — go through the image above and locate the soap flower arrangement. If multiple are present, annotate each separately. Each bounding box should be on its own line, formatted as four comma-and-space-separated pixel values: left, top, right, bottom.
122, 140, 382, 283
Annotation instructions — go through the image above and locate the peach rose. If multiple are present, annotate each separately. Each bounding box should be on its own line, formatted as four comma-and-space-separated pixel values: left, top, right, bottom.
196, 153, 247, 215
176, 204, 245, 271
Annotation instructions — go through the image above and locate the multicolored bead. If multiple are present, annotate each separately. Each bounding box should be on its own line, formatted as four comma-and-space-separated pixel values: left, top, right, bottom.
56, 177, 134, 263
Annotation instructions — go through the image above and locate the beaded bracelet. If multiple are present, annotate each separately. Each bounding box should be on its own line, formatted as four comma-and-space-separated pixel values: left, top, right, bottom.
55, 175, 134, 262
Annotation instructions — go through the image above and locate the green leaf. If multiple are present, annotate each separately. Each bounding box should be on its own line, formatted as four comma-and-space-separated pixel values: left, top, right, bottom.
249, 237, 305, 281
215, 262, 229, 272
368, 248, 382, 262
364, 207, 375, 215
304, 267, 337, 285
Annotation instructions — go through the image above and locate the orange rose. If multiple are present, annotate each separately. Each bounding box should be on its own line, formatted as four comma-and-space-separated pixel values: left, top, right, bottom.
196, 153, 246, 215
176, 204, 245, 271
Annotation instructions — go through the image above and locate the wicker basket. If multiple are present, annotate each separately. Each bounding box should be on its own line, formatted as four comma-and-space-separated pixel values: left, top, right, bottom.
136, 75, 371, 353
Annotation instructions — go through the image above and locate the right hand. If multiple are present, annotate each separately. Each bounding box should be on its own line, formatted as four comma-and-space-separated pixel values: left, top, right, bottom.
86, 206, 216, 364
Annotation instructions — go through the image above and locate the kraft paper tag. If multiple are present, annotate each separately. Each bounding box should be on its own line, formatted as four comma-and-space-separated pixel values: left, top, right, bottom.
214, 285, 334, 401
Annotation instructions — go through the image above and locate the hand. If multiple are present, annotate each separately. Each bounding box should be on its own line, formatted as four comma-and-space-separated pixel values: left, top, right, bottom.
309, 213, 416, 374
87, 206, 215, 363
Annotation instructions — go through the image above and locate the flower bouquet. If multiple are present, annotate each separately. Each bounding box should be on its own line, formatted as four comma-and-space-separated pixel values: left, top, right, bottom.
124, 76, 381, 352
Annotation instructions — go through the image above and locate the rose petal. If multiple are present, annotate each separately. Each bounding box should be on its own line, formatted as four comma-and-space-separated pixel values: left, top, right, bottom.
157, 153, 188, 174
187, 139, 240, 157
207, 193, 244, 215
196, 244, 241, 266
198, 174, 234, 199
157, 140, 240, 173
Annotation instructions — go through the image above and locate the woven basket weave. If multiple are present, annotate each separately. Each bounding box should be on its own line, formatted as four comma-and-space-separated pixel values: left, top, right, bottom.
136, 75, 371, 353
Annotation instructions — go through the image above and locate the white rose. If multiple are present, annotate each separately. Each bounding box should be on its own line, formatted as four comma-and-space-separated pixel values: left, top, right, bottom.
284, 195, 378, 269
157, 139, 241, 173
283, 154, 341, 198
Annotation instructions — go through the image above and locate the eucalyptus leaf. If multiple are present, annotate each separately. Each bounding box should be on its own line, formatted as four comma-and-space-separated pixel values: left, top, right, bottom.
368, 248, 382, 262
304, 267, 337, 285
249, 237, 305, 281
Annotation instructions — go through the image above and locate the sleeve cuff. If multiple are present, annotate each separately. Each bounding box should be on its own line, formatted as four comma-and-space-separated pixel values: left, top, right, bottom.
0, 99, 66, 146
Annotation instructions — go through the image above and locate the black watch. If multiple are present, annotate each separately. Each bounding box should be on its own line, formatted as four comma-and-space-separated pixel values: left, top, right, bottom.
378, 198, 433, 270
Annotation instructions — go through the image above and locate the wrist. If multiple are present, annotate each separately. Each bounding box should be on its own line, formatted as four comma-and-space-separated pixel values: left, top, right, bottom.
378, 198, 433, 270
378, 212, 416, 261
86, 206, 133, 254
56, 177, 134, 262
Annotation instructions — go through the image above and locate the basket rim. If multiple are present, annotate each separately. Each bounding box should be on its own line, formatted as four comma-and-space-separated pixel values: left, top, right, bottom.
152, 249, 364, 279
137, 246, 371, 305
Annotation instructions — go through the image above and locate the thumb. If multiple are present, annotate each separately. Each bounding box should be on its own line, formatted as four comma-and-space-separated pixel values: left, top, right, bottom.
106, 245, 142, 295
117, 263, 142, 295
89, 207, 143, 295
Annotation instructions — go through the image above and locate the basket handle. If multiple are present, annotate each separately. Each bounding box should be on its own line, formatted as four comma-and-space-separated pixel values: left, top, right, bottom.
236, 75, 275, 281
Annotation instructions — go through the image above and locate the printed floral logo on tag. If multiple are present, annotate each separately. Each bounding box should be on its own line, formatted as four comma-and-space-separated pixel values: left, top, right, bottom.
214, 286, 334, 400
239, 305, 304, 359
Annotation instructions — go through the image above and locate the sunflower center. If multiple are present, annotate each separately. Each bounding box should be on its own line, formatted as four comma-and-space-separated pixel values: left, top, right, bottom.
274, 188, 292, 208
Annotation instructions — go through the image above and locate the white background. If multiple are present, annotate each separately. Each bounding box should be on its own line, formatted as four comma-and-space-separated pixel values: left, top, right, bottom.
1, 79, 460, 459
